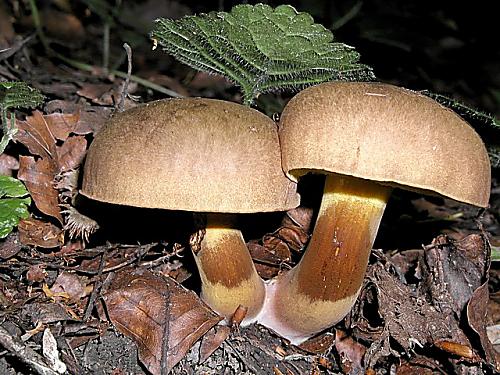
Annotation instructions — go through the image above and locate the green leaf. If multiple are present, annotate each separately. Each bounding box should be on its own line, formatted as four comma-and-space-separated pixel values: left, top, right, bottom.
0, 176, 31, 239
422, 91, 500, 168
151, 3, 374, 105
0, 81, 44, 111
1, 81, 45, 154
0, 175, 31, 198
422, 91, 500, 131
493, 246, 500, 262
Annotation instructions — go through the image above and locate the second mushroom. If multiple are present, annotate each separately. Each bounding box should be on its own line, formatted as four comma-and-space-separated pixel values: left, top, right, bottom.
258, 82, 491, 344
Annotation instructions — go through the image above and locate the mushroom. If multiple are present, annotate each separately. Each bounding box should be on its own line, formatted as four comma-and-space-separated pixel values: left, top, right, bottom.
258, 82, 491, 344
81, 98, 299, 323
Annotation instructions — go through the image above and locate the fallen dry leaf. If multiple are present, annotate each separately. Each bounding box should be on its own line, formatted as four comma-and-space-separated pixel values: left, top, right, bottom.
17, 157, 62, 224
15, 112, 58, 160
43, 112, 81, 141
354, 250, 470, 368
467, 283, 500, 372
198, 326, 231, 364
44, 100, 112, 135
420, 234, 486, 317
188, 71, 232, 91
21, 302, 75, 326
396, 357, 438, 375
26, 264, 48, 283
334, 330, 365, 374
56, 136, 87, 172
248, 240, 290, 279
102, 269, 222, 374
50, 272, 87, 302
15, 111, 91, 228
262, 234, 293, 261
297, 332, 335, 355
411, 197, 464, 221
144, 73, 190, 97
77, 83, 116, 105
353, 234, 494, 372
270, 226, 308, 253
282, 207, 313, 234
250, 207, 313, 278
0, 232, 22, 259
18, 217, 63, 248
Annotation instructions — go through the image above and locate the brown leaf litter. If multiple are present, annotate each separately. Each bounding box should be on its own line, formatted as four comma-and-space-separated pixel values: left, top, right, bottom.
101, 269, 222, 374
349, 233, 499, 373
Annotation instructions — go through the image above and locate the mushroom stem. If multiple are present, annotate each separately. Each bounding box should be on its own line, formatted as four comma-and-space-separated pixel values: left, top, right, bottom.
191, 214, 265, 324
260, 175, 391, 344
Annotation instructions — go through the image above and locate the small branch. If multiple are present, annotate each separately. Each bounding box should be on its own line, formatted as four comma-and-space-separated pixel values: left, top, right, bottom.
331, 1, 363, 30
83, 249, 107, 321
0, 325, 59, 375
102, 23, 110, 72
117, 43, 132, 112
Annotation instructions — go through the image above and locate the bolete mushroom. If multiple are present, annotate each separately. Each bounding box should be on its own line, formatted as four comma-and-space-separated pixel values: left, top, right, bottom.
258, 82, 491, 344
81, 98, 299, 323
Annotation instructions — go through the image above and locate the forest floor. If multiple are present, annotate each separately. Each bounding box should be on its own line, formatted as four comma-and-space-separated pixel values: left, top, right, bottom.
0, 1, 499, 374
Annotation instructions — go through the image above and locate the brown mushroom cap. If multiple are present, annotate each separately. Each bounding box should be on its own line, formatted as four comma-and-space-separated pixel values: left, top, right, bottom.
279, 82, 491, 207
82, 98, 299, 213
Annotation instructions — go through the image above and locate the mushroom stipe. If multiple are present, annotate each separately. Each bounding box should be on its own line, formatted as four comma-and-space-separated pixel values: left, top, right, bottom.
259, 175, 390, 344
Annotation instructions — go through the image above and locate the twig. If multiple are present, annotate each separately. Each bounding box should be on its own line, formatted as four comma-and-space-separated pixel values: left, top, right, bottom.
0, 325, 59, 375
0, 34, 35, 61
331, 1, 363, 30
118, 43, 132, 112
83, 249, 108, 321
15, 243, 157, 275
102, 23, 110, 72
223, 340, 263, 374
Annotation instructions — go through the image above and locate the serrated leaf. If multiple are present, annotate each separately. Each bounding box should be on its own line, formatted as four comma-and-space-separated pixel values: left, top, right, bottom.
0, 82, 45, 111
152, 4, 374, 105
422, 91, 500, 131
0, 176, 31, 239
1, 81, 45, 154
422, 90, 500, 168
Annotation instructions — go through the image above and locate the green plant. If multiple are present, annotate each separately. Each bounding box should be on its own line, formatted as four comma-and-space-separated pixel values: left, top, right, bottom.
151, 3, 374, 105
0, 81, 44, 154
0, 175, 31, 238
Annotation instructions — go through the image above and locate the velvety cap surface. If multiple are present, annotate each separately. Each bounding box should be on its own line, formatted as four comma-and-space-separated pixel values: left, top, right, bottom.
81, 98, 299, 213
279, 82, 490, 207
